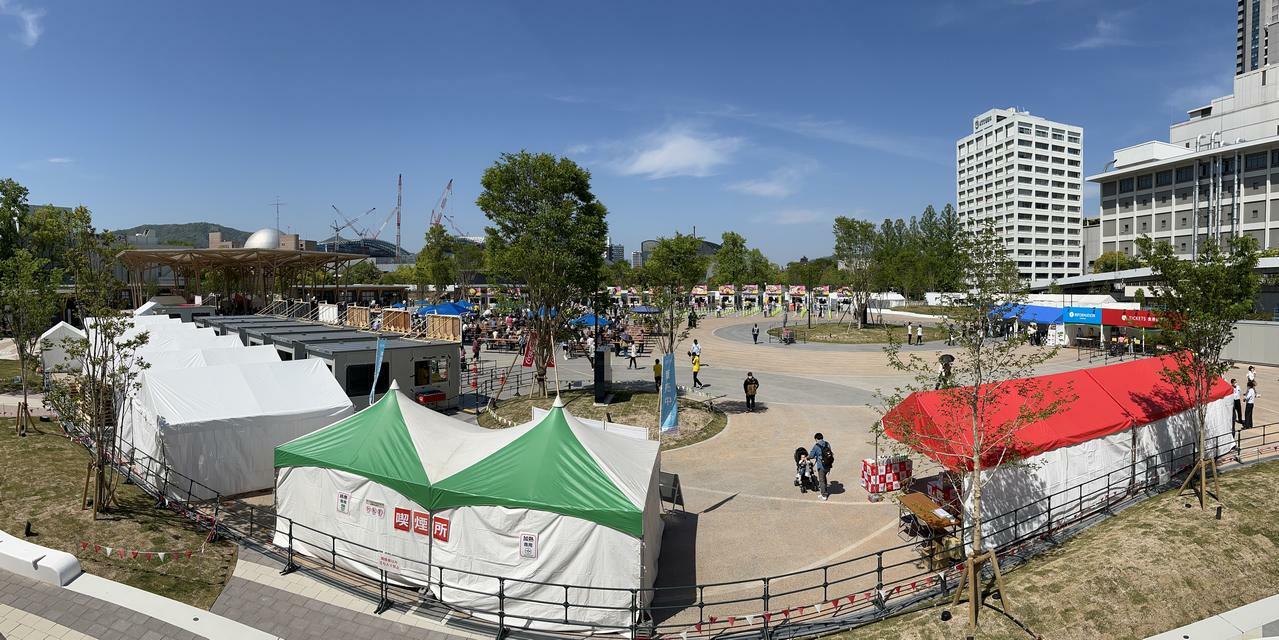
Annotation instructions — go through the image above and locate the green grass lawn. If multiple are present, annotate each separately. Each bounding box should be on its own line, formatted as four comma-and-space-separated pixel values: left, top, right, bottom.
0, 419, 237, 609
836, 459, 1279, 640
0, 358, 38, 394
478, 388, 727, 450
769, 322, 950, 345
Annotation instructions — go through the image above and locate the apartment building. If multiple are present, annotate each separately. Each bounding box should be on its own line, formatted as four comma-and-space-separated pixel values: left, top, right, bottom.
1238, 0, 1279, 75
956, 108, 1085, 286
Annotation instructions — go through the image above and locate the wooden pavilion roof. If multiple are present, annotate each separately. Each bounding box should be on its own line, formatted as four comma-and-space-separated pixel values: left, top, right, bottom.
117, 247, 365, 270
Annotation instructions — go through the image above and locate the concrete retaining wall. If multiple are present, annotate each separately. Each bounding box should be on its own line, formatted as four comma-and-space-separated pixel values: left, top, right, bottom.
1224, 321, 1279, 366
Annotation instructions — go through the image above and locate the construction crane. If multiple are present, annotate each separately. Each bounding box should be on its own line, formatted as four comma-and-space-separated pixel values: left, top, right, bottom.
429, 179, 465, 235
330, 204, 377, 239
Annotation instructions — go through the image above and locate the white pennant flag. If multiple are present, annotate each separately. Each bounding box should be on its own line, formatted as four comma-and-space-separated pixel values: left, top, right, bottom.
815, 602, 823, 613
680, 632, 688, 640
745, 615, 755, 627
158, 552, 166, 561
103, 547, 112, 556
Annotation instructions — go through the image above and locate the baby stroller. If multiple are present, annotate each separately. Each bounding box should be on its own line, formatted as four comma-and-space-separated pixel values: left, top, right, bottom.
793, 447, 818, 493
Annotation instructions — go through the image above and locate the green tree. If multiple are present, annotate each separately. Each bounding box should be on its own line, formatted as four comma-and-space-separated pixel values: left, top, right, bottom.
0, 178, 31, 262
476, 151, 608, 395
0, 248, 61, 434
341, 260, 383, 286
379, 264, 417, 285
44, 208, 151, 518
711, 231, 749, 289
601, 259, 634, 288
876, 220, 1071, 631
416, 224, 457, 302
1137, 234, 1260, 508
832, 216, 878, 327
454, 239, 486, 292
1092, 250, 1141, 273
782, 257, 826, 328
639, 233, 708, 354
744, 248, 778, 285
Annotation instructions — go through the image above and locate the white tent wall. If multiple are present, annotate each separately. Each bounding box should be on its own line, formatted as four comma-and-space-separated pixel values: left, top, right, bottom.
130, 360, 352, 499
965, 396, 1235, 551
38, 322, 85, 373
274, 466, 647, 631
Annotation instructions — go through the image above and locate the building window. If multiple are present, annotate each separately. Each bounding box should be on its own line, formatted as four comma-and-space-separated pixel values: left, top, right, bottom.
1271, 149, 1279, 167
1119, 178, 1134, 193
1175, 165, 1195, 182
1137, 174, 1153, 190
1246, 151, 1268, 171
1155, 170, 1173, 186
414, 356, 450, 385
1223, 158, 1235, 175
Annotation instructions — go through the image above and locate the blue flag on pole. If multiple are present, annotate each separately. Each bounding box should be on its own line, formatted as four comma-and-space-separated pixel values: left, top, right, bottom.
660, 352, 678, 432
369, 336, 387, 406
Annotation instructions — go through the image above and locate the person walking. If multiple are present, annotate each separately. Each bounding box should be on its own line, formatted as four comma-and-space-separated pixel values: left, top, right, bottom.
1247, 366, 1256, 385
751, 323, 760, 344
653, 358, 662, 392
743, 372, 759, 411
689, 339, 702, 362
809, 433, 833, 501
691, 354, 705, 389
915, 323, 924, 346
1244, 380, 1257, 430
627, 344, 639, 370
1232, 378, 1243, 425
947, 323, 955, 346
472, 336, 481, 363
906, 322, 914, 345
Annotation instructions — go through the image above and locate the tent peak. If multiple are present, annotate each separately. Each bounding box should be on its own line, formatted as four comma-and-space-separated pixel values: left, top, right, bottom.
552, 393, 564, 408
389, 379, 400, 391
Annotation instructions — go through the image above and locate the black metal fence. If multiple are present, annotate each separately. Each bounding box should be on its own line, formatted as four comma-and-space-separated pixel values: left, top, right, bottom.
65, 416, 1279, 639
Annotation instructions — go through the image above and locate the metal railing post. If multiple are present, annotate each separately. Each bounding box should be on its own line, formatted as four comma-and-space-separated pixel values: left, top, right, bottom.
875, 550, 883, 591
629, 589, 638, 639
761, 577, 771, 639
281, 519, 297, 575
498, 577, 507, 639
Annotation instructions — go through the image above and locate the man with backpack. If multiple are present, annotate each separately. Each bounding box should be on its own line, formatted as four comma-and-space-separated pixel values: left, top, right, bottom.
809, 432, 834, 501
743, 372, 759, 411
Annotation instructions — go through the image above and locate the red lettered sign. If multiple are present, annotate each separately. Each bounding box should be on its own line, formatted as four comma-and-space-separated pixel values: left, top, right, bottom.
412, 511, 431, 536
393, 508, 411, 532
432, 515, 451, 542
1101, 308, 1161, 328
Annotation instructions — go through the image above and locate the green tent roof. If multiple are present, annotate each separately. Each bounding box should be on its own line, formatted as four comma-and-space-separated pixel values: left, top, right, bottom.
275, 391, 649, 537
275, 392, 434, 509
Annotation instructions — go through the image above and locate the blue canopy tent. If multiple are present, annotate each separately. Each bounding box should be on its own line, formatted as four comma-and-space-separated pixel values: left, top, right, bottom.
569, 313, 611, 328
417, 301, 474, 316
998, 304, 1063, 324
631, 305, 660, 314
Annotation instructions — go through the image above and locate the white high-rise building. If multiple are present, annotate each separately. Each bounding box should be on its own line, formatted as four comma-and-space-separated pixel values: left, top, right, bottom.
955, 108, 1085, 286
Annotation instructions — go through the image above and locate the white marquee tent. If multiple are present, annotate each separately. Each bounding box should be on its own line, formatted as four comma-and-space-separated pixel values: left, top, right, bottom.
38, 322, 86, 373
127, 359, 352, 498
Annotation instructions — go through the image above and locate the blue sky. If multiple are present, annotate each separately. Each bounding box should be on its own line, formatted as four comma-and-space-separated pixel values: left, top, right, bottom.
0, 1, 1236, 262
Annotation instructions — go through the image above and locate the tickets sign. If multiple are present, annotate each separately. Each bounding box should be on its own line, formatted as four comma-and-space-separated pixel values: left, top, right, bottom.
1101, 308, 1161, 328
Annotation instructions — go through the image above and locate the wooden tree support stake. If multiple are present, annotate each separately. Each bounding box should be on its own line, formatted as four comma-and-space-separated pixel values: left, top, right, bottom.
950, 550, 1012, 629
1176, 457, 1221, 509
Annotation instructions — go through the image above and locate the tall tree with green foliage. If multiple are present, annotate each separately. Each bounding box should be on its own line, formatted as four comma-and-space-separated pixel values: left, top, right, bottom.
416, 224, 457, 302
744, 248, 779, 285
0, 248, 61, 435
341, 260, 383, 286
601, 259, 635, 288
1092, 250, 1141, 273
832, 216, 878, 328
43, 208, 150, 518
476, 151, 608, 395
1137, 234, 1260, 509
454, 239, 486, 293
0, 178, 31, 262
876, 220, 1071, 630
639, 233, 708, 354
711, 231, 749, 290
783, 257, 826, 328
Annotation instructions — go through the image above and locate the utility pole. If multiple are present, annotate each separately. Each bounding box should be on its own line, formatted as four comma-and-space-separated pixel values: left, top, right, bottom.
395, 174, 403, 263
269, 196, 286, 231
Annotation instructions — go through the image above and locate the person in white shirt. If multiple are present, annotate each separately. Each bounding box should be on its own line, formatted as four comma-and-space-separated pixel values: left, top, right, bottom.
689, 339, 702, 362
916, 323, 924, 345
1231, 379, 1242, 425
1244, 380, 1257, 430
1247, 366, 1256, 384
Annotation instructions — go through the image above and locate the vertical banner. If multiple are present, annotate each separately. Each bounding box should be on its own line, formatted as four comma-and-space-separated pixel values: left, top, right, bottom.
369, 336, 387, 406
660, 352, 678, 432
522, 331, 536, 368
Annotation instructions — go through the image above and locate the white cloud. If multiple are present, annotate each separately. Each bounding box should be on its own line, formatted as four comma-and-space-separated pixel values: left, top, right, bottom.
727, 163, 813, 198
703, 105, 945, 163
0, 0, 44, 48
1065, 16, 1131, 50
751, 209, 826, 225
613, 125, 743, 179
46, 157, 72, 164
1165, 80, 1231, 110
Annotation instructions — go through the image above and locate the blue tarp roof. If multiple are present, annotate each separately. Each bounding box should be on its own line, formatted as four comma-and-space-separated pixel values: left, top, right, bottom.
997, 304, 1063, 324
416, 301, 474, 316
568, 313, 611, 327
631, 305, 660, 314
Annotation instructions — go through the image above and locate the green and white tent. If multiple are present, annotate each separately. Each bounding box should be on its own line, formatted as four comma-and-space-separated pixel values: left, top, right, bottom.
273, 383, 664, 631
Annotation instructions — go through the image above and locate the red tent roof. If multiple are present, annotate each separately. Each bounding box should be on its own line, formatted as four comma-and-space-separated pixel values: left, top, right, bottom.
883, 355, 1231, 471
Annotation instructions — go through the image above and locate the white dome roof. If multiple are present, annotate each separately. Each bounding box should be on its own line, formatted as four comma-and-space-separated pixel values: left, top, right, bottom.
243, 228, 282, 249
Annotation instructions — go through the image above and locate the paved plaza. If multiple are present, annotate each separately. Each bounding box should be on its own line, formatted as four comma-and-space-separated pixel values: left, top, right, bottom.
3, 311, 1277, 639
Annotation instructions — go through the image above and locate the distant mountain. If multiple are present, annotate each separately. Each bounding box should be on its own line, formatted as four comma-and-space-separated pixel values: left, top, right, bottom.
111, 222, 254, 248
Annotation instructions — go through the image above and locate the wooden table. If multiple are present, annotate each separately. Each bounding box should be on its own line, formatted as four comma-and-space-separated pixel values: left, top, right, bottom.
897, 492, 962, 571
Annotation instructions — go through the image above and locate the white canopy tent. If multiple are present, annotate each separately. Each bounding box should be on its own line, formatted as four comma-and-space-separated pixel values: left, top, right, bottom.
274, 389, 663, 631
38, 322, 86, 373
127, 359, 352, 498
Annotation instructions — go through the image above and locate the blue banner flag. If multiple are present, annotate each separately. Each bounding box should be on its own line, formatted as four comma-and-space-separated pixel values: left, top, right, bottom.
660, 352, 678, 432
369, 336, 387, 406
